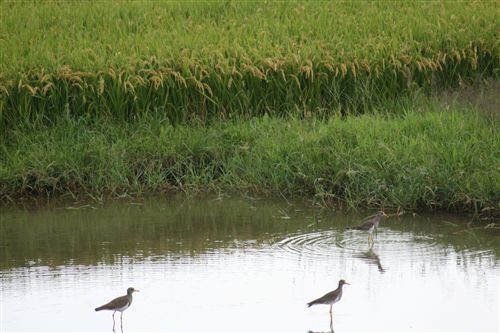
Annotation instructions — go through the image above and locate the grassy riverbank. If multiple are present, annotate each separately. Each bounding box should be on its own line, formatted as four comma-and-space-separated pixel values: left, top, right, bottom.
1, 2, 499, 214
1, 97, 498, 214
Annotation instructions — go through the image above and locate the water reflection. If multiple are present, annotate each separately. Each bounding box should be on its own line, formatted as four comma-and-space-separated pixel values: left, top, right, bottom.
307, 313, 335, 333
0, 196, 498, 331
1, 197, 293, 269
354, 248, 385, 273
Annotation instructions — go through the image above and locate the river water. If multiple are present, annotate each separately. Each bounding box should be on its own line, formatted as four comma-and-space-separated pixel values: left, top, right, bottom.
0, 196, 498, 332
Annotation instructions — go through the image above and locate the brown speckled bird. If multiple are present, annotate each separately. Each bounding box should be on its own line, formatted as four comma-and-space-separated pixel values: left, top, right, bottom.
348, 211, 387, 247
307, 279, 350, 315
95, 287, 139, 331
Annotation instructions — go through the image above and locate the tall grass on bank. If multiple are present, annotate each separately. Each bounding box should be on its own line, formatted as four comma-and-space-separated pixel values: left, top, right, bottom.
0, 1, 498, 128
1, 104, 498, 213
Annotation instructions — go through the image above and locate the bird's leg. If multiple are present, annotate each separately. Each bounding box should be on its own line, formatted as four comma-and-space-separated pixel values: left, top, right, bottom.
112, 311, 116, 331
120, 312, 123, 331
329, 304, 332, 314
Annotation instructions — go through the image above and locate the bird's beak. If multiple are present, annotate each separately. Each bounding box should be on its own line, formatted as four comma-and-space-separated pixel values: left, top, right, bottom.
135, 290, 140, 292
345, 282, 350, 285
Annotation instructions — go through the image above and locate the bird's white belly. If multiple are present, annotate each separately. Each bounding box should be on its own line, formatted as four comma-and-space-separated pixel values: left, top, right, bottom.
328, 295, 341, 304
115, 305, 129, 312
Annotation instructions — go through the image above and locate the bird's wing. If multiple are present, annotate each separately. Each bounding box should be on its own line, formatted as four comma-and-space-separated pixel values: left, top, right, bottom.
314, 289, 339, 303
100, 295, 129, 310
352, 219, 374, 230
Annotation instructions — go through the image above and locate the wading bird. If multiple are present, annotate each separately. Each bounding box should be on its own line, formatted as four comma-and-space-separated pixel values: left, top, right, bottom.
95, 287, 139, 331
307, 279, 350, 315
347, 211, 387, 247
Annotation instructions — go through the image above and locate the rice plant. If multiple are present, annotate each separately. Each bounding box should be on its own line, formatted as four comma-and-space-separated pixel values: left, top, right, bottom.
0, 1, 498, 129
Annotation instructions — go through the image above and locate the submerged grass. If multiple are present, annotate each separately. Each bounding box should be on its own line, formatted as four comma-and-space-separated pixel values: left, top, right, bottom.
0, 1, 498, 128
1, 101, 498, 214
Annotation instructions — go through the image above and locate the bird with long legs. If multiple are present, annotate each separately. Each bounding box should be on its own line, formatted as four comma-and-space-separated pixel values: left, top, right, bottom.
307, 279, 350, 316
347, 211, 387, 247
95, 287, 139, 331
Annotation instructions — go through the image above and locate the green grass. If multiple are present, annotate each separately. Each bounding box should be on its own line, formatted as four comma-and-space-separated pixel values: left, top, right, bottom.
1, 100, 498, 213
1, 2, 498, 213
0, 1, 498, 127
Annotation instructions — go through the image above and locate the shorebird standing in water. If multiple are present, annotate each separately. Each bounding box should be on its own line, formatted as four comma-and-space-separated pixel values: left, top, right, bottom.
307, 279, 350, 315
95, 287, 139, 331
347, 211, 387, 247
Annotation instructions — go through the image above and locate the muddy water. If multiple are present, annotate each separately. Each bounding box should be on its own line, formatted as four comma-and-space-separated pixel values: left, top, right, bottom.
1, 196, 498, 332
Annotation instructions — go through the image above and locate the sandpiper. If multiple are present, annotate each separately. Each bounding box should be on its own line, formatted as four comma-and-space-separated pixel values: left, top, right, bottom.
307, 279, 350, 315
95, 287, 139, 331
348, 211, 387, 247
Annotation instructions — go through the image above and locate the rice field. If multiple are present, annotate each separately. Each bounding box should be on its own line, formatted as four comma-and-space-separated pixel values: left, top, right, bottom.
0, 1, 498, 127
1, 1, 499, 213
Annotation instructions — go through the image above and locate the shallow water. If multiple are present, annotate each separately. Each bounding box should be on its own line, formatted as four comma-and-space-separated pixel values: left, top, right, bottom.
1, 196, 498, 332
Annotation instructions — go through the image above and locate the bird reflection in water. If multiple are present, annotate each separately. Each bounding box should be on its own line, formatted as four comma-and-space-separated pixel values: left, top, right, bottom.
307, 313, 336, 333
354, 248, 386, 273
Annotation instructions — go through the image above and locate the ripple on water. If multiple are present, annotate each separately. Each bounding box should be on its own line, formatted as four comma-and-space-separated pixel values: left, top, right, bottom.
340, 230, 437, 253
274, 230, 339, 259
274, 229, 444, 262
